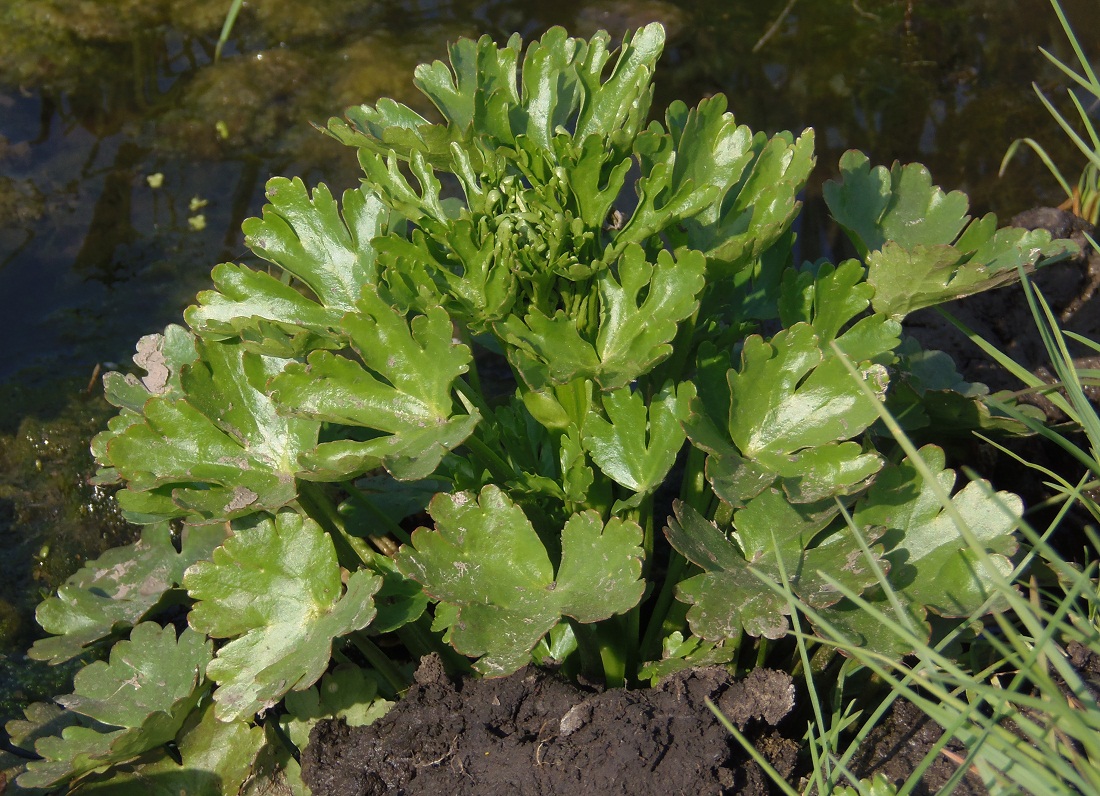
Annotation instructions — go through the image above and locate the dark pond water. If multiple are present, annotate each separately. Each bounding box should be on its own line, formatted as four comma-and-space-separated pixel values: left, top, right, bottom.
0, 0, 1097, 721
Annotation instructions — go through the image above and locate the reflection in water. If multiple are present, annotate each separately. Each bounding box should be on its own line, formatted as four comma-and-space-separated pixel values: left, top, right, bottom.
1, 0, 1095, 385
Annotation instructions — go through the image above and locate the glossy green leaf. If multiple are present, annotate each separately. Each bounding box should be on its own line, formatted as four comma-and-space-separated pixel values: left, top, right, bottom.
271, 287, 478, 481
30, 523, 226, 664
575, 23, 663, 143
583, 381, 695, 494
595, 246, 706, 388
184, 512, 382, 721
244, 178, 386, 311
105, 340, 319, 524
186, 179, 391, 355
729, 324, 889, 456
20, 623, 211, 790
396, 486, 645, 675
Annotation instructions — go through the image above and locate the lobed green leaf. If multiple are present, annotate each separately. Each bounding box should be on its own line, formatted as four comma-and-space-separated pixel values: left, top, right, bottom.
396, 486, 644, 675
20, 623, 211, 790
184, 512, 382, 722
30, 523, 226, 664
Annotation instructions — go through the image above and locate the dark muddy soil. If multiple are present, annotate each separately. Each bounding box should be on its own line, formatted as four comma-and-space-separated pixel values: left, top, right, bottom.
300, 209, 1098, 795
301, 655, 800, 796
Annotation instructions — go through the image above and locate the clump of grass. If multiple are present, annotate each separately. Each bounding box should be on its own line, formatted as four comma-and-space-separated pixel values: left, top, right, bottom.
713, 269, 1100, 794
1000, 0, 1100, 225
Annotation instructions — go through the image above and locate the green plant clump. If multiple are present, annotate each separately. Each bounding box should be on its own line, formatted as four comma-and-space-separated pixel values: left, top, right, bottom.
5, 23, 1075, 792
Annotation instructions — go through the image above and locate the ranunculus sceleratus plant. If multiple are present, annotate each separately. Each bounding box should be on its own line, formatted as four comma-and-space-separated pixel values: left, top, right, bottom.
9, 23, 1073, 792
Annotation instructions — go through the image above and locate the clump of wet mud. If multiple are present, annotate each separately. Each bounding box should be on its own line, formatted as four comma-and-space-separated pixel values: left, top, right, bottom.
301, 655, 799, 796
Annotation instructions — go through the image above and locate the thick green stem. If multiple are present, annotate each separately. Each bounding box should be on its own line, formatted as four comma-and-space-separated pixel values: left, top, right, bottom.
639, 551, 689, 663
652, 305, 700, 388
341, 480, 411, 546
297, 481, 374, 570
348, 631, 410, 697
462, 433, 515, 483
569, 617, 628, 688
680, 444, 710, 511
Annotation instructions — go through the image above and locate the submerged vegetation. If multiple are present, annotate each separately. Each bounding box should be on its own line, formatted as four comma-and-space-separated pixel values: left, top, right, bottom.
4, 19, 1096, 792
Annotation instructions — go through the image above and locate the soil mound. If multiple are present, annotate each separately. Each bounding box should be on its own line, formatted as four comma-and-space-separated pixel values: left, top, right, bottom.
301, 655, 798, 796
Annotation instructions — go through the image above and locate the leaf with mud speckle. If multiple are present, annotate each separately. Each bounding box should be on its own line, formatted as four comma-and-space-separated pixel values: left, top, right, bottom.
184, 512, 381, 722
824, 151, 1073, 319
816, 445, 1022, 655
19, 622, 210, 790
103, 338, 319, 524
69, 698, 265, 796
665, 497, 884, 642
30, 522, 227, 664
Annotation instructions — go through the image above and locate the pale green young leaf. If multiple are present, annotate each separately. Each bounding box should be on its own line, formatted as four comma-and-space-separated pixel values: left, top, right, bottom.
184, 512, 382, 722
105, 341, 319, 524
20, 623, 211, 789
240, 178, 387, 311
30, 522, 226, 664
824, 150, 971, 257
583, 381, 695, 494
396, 486, 644, 675
497, 308, 601, 390
414, 33, 520, 139
575, 23, 664, 144
326, 98, 453, 167
271, 287, 477, 481
674, 128, 815, 276
595, 246, 706, 388
639, 633, 738, 681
